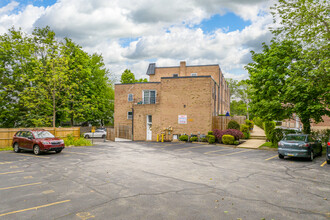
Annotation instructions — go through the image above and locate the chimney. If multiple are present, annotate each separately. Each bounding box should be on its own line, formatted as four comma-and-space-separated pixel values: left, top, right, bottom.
180, 61, 186, 76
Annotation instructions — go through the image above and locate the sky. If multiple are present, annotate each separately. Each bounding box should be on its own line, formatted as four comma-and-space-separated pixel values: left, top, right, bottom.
0, 0, 276, 81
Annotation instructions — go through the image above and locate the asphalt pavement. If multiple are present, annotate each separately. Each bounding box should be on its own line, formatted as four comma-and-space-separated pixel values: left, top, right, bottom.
0, 141, 329, 220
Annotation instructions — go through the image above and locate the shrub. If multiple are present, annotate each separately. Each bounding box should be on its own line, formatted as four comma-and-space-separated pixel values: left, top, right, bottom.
201, 137, 208, 142
227, 120, 240, 130
234, 140, 239, 145
208, 131, 213, 135
243, 132, 250, 139
208, 135, 215, 144
253, 117, 263, 129
264, 121, 276, 141
311, 129, 330, 146
64, 134, 92, 146
222, 135, 235, 144
179, 135, 188, 141
190, 136, 198, 142
245, 119, 254, 129
213, 129, 244, 143
240, 124, 250, 133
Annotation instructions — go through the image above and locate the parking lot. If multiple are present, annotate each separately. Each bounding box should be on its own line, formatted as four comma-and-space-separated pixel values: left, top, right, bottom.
0, 141, 329, 220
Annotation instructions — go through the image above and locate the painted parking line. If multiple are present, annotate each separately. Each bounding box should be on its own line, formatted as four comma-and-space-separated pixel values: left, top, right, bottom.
0, 199, 71, 217
0, 170, 24, 175
321, 161, 327, 167
0, 182, 42, 191
0, 162, 13, 165
207, 149, 252, 156
175, 145, 217, 151
204, 148, 233, 155
265, 155, 278, 161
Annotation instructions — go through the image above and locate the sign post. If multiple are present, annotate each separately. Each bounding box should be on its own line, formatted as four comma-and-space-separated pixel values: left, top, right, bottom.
91, 127, 95, 144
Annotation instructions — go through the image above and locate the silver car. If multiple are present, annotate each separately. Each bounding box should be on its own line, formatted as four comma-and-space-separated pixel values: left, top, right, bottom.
278, 134, 322, 161
84, 129, 107, 139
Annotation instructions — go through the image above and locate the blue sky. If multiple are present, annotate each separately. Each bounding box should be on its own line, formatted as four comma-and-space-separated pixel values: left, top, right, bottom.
0, 0, 274, 80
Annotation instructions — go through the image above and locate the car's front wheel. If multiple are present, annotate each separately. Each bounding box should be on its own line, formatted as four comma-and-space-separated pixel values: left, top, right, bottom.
85, 135, 89, 139
33, 145, 41, 155
13, 143, 21, 153
102, 135, 106, 138
278, 154, 284, 159
55, 149, 62, 153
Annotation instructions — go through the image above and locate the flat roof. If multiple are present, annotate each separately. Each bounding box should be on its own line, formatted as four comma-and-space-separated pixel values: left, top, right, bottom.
115, 82, 161, 86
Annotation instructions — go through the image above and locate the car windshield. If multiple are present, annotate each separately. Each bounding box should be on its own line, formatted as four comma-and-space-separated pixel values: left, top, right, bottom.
283, 135, 306, 142
32, 131, 55, 139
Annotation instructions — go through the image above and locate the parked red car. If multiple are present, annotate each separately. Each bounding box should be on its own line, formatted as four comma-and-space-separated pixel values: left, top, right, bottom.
12, 129, 65, 155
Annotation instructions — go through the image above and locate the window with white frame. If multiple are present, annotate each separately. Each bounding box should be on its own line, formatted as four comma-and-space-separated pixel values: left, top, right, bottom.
143, 90, 156, 104
191, 73, 197, 76
128, 94, 133, 102
127, 111, 133, 119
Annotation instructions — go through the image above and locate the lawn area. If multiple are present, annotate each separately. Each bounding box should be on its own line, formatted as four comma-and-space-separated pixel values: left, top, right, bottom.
0, 146, 13, 151
259, 142, 278, 150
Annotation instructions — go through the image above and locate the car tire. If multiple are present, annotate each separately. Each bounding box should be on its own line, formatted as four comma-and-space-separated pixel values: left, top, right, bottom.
33, 145, 41, 155
279, 154, 284, 159
13, 143, 21, 153
102, 135, 106, 138
327, 160, 330, 164
85, 135, 89, 139
55, 149, 62, 153
309, 151, 314, 161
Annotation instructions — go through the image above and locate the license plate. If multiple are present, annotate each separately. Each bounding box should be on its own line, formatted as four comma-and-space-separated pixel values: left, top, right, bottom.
287, 154, 294, 156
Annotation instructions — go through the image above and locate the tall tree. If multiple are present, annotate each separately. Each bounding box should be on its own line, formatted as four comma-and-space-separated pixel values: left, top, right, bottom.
226, 78, 250, 118
0, 27, 115, 127
246, 40, 329, 134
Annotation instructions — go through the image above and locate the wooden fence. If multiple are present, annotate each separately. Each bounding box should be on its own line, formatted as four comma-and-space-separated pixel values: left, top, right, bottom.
212, 116, 246, 131
0, 127, 80, 148
106, 128, 115, 141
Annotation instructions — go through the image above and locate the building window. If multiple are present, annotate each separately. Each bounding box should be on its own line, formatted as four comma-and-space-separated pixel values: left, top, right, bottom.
127, 111, 133, 119
143, 90, 156, 104
173, 74, 178, 77
191, 73, 197, 76
128, 94, 133, 102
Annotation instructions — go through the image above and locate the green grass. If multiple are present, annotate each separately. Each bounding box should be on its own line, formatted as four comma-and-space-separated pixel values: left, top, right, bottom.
0, 146, 13, 151
259, 142, 277, 149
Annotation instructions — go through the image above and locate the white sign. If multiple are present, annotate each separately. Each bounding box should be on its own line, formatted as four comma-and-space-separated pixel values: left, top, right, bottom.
178, 115, 187, 124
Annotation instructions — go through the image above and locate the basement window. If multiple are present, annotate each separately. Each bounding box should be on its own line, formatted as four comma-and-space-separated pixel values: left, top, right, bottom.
191, 73, 197, 76
173, 74, 178, 77
127, 111, 133, 119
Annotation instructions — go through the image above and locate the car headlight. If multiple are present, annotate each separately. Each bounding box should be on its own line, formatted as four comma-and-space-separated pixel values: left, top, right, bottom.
59, 140, 64, 144
42, 141, 50, 145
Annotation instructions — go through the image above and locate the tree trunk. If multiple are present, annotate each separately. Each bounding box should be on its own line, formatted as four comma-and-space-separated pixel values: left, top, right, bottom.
300, 116, 311, 134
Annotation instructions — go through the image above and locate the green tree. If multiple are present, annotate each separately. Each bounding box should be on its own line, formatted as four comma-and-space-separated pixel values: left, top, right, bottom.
0, 27, 114, 127
230, 100, 247, 116
120, 69, 148, 83
226, 79, 251, 118
246, 40, 329, 134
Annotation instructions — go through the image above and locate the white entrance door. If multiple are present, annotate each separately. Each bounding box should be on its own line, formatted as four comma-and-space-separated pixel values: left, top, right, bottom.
146, 115, 152, 141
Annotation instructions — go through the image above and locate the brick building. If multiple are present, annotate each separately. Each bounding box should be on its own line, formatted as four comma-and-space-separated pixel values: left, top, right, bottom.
114, 61, 230, 141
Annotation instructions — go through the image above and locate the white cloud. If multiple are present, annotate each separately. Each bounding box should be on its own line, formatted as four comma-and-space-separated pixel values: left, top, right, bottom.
0, 0, 275, 81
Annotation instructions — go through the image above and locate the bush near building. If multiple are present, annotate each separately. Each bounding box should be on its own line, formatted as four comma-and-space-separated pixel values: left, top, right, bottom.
208, 135, 216, 144
179, 135, 188, 142
213, 129, 244, 143
222, 135, 235, 145
190, 136, 198, 142
227, 120, 240, 131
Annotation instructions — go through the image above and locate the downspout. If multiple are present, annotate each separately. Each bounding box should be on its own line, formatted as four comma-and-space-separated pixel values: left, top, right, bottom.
131, 107, 134, 141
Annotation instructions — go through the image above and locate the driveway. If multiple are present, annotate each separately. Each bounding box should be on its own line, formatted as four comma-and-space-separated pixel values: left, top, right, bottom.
0, 141, 329, 220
